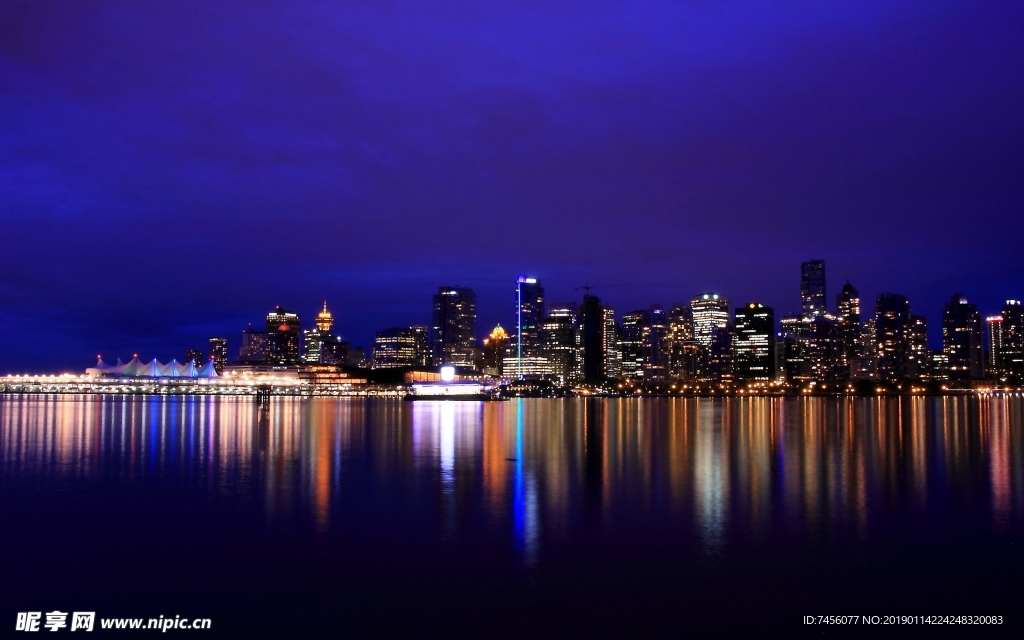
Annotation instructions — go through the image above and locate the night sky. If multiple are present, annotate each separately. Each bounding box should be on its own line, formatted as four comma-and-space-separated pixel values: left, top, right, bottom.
2, 1, 1023, 373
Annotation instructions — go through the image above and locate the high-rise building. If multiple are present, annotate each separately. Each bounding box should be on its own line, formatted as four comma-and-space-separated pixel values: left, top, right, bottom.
1001, 300, 1024, 380
691, 293, 730, 348
943, 294, 983, 381
780, 314, 842, 383
184, 349, 204, 368
303, 302, 345, 365
431, 286, 477, 368
875, 294, 911, 381
641, 305, 670, 380
620, 311, 646, 379
237, 326, 272, 364
542, 304, 579, 384
409, 325, 430, 367
603, 307, 621, 380
908, 315, 931, 379
708, 322, 734, 383
370, 328, 420, 369
668, 304, 700, 381
208, 337, 228, 374
836, 282, 861, 366
578, 295, 608, 382
986, 315, 1004, 378
266, 306, 301, 365
734, 303, 775, 382
801, 260, 826, 318
513, 276, 545, 379
481, 325, 509, 376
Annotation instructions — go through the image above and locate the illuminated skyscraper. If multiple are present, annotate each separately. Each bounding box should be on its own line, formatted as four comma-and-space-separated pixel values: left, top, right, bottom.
542, 304, 579, 384
513, 276, 545, 379
801, 259, 826, 317
481, 324, 509, 376
237, 326, 272, 364
690, 293, 730, 347
410, 324, 430, 367
208, 337, 228, 374
943, 293, 983, 380
908, 315, 931, 379
303, 301, 345, 365
620, 311, 646, 379
185, 349, 204, 367
986, 315, 1004, 377
836, 282, 861, 366
603, 307, 621, 380
431, 286, 477, 368
1001, 300, 1024, 380
370, 328, 420, 369
668, 304, 700, 381
642, 305, 669, 380
875, 294, 911, 381
266, 306, 301, 365
734, 303, 775, 382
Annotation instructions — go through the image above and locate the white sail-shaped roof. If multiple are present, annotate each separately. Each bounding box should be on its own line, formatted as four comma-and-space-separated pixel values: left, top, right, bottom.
196, 359, 219, 378
85, 355, 219, 379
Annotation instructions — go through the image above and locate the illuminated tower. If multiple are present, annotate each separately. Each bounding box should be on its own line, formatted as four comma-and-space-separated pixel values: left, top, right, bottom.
875, 293, 911, 381
515, 276, 545, 379
690, 293, 730, 347
208, 337, 228, 374
315, 301, 334, 332
266, 306, 301, 365
668, 304, 700, 381
801, 259, 826, 317
734, 303, 775, 381
986, 315, 1004, 377
943, 293, 983, 380
431, 286, 477, 368
1000, 300, 1024, 380
481, 324, 509, 376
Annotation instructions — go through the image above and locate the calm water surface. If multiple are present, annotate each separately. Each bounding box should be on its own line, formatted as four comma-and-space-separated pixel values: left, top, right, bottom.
2, 395, 1023, 636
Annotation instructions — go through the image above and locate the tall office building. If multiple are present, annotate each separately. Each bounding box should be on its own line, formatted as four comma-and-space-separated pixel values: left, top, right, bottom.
620, 311, 646, 379
577, 295, 608, 382
943, 294, 983, 381
801, 260, 826, 317
908, 315, 931, 379
542, 303, 579, 384
668, 304, 700, 380
836, 282, 861, 362
370, 328, 420, 369
481, 325, 509, 376
690, 294, 730, 347
603, 307, 621, 380
410, 325, 430, 366
431, 286, 477, 368
642, 305, 669, 380
208, 337, 228, 374
708, 322, 734, 383
266, 306, 301, 365
237, 326, 272, 364
1001, 300, 1024, 379
875, 294, 911, 381
734, 303, 775, 382
513, 276, 545, 379
184, 349, 204, 368
986, 315, 1004, 377
303, 301, 345, 365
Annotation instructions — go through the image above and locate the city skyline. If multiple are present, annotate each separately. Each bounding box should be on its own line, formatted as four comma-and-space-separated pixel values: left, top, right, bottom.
3, 2, 1023, 373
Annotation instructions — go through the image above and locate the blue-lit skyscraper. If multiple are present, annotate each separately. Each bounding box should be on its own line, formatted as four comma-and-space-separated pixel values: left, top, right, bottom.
515, 276, 545, 379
